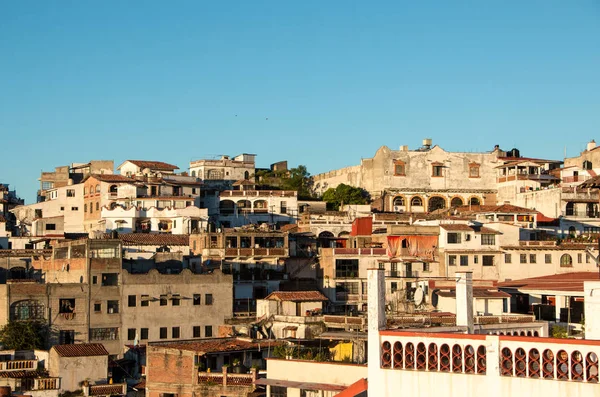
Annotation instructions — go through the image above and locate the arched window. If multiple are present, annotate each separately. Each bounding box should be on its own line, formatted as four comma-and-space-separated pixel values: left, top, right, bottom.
411, 197, 423, 207
191, 170, 196, 177
451, 197, 464, 207
566, 202, 575, 216
95, 185, 101, 193
254, 200, 268, 213
470, 197, 480, 206
109, 185, 118, 193
244, 171, 250, 180
428, 197, 446, 212
560, 254, 573, 267
393, 196, 405, 207
84, 187, 88, 195
220, 200, 235, 215
10, 300, 45, 321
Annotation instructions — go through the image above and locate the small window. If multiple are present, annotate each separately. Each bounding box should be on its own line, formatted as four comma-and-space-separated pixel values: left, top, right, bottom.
101, 273, 119, 286
92, 276, 98, 285
71, 207, 78, 211
60, 206, 64, 211
96, 202, 99, 211
460, 255, 469, 266
469, 164, 480, 178
545, 254, 552, 264
172, 295, 180, 306
560, 254, 573, 267
391, 282, 398, 293
520, 254, 527, 264
127, 328, 136, 341
141, 328, 149, 340
432, 164, 444, 177
107, 300, 119, 314
205, 325, 213, 337
160, 327, 167, 339
481, 234, 495, 245
94, 303, 101, 312
172, 327, 180, 339
45, 223, 56, 231
529, 254, 537, 264
59, 299, 75, 314
410, 197, 422, 207
193, 294, 201, 305
482, 255, 494, 266
423, 262, 430, 272
473, 255, 479, 264
84, 204, 88, 213
505, 254, 512, 264
448, 255, 457, 266
128, 295, 136, 307
193, 326, 201, 338
205, 294, 213, 305
578, 253, 582, 263
394, 161, 406, 176
160, 295, 168, 306
447, 233, 461, 244
141, 295, 149, 307
67, 189, 75, 197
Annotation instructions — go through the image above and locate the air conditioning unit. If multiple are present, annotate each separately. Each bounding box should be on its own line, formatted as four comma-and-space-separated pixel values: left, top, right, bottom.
393, 206, 404, 213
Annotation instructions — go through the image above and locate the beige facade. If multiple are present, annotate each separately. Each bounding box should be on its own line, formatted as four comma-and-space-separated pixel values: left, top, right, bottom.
189, 154, 256, 182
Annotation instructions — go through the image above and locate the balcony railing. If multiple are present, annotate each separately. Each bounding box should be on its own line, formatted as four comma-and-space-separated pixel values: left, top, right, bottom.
224, 248, 287, 257
562, 210, 600, 218
34, 377, 61, 390
198, 367, 257, 387
0, 360, 36, 371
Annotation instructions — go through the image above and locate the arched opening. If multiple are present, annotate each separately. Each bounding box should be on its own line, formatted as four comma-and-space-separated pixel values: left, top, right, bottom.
220, 200, 235, 215
428, 196, 446, 212
566, 202, 575, 216
318, 231, 334, 248
338, 231, 350, 238
393, 196, 406, 208
191, 170, 196, 177
560, 254, 573, 267
109, 185, 118, 194
254, 200, 268, 213
411, 196, 423, 207
10, 300, 45, 321
469, 197, 480, 206
237, 200, 252, 214
244, 171, 250, 180
450, 197, 464, 207
95, 185, 101, 193
9, 266, 27, 280
587, 203, 599, 218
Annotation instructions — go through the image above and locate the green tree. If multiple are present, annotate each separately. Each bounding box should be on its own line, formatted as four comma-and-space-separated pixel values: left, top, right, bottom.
322, 183, 370, 211
0, 321, 49, 350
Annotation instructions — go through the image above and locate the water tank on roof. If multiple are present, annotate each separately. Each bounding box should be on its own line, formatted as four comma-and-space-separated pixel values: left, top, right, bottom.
508, 148, 520, 158
587, 140, 596, 151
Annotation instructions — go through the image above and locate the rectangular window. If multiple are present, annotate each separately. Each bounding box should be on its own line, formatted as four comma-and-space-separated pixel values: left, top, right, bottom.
447, 233, 461, 244
101, 273, 119, 286
271, 386, 288, 397
520, 254, 527, 264
160, 295, 168, 306
92, 275, 97, 284
107, 300, 119, 314
205, 325, 213, 337
460, 255, 469, 266
423, 262, 430, 272
193, 326, 201, 338
45, 223, 56, 231
94, 303, 101, 313
90, 327, 119, 341
390, 282, 398, 293
59, 299, 75, 314
448, 255, 457, 266
84, 204, 87, 212
587, 254, 590, 263
172, 327, 180, 339
141, 328, 148, 340
205, 294, 213, 305
432, 165, 444, 177
505, 254, 512, 264
578, 253, 583, 263
530, 254, 537, 264
545, 254, 552, 264
141, 295, 149, 307
394, 162, 405, 176
160, 327, 167, 339
280, 201, 287, 214
67, 189, 75, 197
481, 234, 495, 245
469, 165, 480, 178
193, 294, 201, 305
59, 330, 75, 345
335, 259, 359, 278
172, 295, 180, 306
473, 255, 478, 264
127, 328, 136, 341
71, 206, 78, 211
128, 295, 136, 307
482, 255, 494, 266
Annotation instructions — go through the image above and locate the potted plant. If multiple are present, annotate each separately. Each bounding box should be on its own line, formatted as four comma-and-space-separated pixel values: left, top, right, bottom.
232, 358, 246, 374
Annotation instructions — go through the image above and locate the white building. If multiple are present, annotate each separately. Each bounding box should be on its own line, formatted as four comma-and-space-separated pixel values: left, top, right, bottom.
100, 205, 208, 234
216, 190, 298, 228
189, 153, 256, 182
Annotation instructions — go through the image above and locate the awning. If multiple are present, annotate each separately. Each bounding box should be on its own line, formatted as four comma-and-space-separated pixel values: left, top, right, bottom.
254, 378, 347, 392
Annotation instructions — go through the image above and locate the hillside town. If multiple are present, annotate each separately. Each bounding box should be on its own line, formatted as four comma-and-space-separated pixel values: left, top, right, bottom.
2, 138, 600, 396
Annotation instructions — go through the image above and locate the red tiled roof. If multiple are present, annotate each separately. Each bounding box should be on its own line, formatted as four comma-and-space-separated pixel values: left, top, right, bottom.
334, 378, 368, 397
53, 343, 109, 357
122, 160, 179, 171
499, 272, 600, 292
91, 174, 136, 183
89, 384, 125, 396
280, 224, 298, 233
151, 338, 282, 354
106, 233, 189, 246
436, 289, 511, 299
265, 290, 328, 302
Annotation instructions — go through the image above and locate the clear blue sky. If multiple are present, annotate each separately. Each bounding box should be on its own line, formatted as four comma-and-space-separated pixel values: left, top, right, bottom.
2, 1, 599, 203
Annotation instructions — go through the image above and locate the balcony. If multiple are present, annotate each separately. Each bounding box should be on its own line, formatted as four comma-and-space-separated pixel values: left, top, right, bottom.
197, 367, 258, 387
562, 209, 600, 219
32, 377, 61, 391
562, 175, 592, 184
84, 383, 127, 397
332, 248, 387, 256
323, 315, 366, 329
224, 248, 287, 257
0, 360, 36, 372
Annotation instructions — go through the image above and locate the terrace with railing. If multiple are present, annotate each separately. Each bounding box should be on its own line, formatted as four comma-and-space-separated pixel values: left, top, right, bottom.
197, 367, 258, 387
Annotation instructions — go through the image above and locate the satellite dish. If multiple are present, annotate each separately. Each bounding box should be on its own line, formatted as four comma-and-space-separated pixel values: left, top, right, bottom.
414, 287, 424, 306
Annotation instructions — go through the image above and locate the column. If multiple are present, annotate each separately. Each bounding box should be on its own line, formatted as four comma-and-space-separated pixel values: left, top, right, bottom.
456, 271, 474, 333
367, 268, 385, 394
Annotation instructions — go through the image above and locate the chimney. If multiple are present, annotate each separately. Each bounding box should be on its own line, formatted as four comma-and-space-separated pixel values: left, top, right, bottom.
587, 140, 597, 152
584, 281, 600, 340
368, 268, 386, 387
456, 271, 474, 333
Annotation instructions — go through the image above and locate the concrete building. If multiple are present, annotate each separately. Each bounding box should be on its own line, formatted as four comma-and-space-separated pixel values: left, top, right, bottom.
37, 161, 114, 203
0, 349, 59, 397
117, 160, 178, 177
48, 344, 109, 393
0, 184, 24, 238
100, 205, 208, 234
216, 189, 298, 228
189, 154, 256, 187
